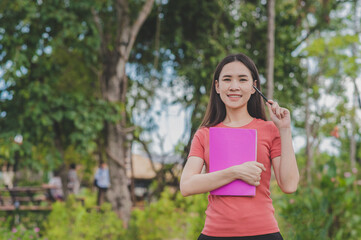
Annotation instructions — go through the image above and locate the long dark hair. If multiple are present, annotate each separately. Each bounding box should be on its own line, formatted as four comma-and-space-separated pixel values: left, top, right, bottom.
200, 53, 267, 127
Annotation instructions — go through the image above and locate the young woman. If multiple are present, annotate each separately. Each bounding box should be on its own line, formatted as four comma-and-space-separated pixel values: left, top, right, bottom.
180, 53, 299, 240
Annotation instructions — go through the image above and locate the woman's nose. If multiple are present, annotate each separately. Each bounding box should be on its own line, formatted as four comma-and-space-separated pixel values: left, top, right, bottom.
229, 80, 240, 90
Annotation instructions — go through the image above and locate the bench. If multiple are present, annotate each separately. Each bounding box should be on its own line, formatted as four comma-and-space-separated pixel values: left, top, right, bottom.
0, 186, 56, 211
0, 205, 52, 211
0, 186, 86, 211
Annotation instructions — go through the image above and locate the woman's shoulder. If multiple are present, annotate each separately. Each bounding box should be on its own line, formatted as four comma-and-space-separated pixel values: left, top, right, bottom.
194, 126, 210, 137
254, 118, 277, 128
253, 119, 279, 134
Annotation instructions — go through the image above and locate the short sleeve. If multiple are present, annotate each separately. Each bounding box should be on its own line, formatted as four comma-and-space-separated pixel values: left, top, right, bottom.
188, 129, 205, 160
270, 124, 281, 159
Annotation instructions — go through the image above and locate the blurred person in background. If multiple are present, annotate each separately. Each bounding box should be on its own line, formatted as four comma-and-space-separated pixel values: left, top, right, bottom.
48, 169, 64, 201
1, 164, 14, 189
67, 163, 80, 195
94, 162, 110, 206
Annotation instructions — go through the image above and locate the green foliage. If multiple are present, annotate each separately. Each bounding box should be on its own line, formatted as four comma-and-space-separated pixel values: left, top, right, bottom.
128, 189, 185, 240
0, 0, 161, 174
43, 195, 125, 240
176, 190, 208, 239
0, 0, 108, 170
304, 33, 360, 79
0, 210, 48, 240
127, 188, 208, 240
38, 188, 208, 240
2, 180, 361, 240
276, 159, 361, 239
0, 83, 118, 169
0, 224, 42, 240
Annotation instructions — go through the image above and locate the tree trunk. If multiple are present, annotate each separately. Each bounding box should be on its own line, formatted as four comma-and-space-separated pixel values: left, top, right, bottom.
350, 76, 358, 168
129, 141, 136, 204
350, 0, 359, 168
266, 0, 275, 100
105, 121, 132, 223
350, 105, 356, 168
305, 93, 313, 184
351, 78, 361, 166
305, 60, 313, 184
53, 124, 68, 199
102, 52, 132, 224
95, 0, 155, 226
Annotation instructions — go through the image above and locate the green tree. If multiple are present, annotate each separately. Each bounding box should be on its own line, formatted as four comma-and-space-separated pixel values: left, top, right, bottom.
0, 0, 112, 187
0, 0, 156, 225
296, 0, 361, 183
157, 0, 313, 163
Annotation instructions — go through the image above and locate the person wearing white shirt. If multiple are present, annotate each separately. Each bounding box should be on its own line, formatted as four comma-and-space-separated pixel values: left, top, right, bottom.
94, 162, 110, 206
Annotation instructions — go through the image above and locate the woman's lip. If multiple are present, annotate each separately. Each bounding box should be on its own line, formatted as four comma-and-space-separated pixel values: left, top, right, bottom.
227, 94, 242, 97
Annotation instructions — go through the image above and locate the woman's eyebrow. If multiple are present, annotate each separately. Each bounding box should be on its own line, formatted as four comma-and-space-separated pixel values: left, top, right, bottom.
221, 74, 249, 78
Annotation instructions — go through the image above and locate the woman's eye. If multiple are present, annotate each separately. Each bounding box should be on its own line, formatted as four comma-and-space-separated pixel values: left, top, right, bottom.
240, 78, 247, 82
223, 78, 231, 81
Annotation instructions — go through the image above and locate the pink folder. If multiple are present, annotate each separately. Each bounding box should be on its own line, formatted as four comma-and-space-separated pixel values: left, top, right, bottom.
209, 128, 257, 196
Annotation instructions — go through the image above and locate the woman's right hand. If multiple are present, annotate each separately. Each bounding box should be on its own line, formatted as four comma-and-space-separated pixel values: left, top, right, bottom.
230, 162, 266, 186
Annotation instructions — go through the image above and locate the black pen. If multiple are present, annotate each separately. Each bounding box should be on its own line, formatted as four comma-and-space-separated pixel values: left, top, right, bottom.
253, 85, 271, 104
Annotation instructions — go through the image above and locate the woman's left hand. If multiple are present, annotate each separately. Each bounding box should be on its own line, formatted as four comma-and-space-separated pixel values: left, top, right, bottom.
266, 100, 291, 129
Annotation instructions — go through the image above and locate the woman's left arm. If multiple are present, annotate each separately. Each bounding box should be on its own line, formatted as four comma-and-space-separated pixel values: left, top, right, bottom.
267, 100, 300, 194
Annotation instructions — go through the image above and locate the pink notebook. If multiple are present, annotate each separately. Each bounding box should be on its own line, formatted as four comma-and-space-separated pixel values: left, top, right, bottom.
209, 128, 257, 196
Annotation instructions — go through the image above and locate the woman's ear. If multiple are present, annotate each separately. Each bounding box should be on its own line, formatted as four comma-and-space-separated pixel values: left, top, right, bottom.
215, 80, 220, 94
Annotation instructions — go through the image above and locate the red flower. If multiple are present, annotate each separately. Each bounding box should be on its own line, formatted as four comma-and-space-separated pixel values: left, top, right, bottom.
331, 126, 339, 138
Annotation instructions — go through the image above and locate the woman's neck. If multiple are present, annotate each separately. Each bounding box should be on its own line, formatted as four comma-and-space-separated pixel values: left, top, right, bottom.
222, 107, 254, 127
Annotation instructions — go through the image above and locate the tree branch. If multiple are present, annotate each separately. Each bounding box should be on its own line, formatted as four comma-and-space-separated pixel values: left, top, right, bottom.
133, 136, 156, 173
352, 78, 361, 108
91, 8, 106, 56
293, 26, 318, 51
293, 0, 350, 51
153, 3, 161, 71
126, 0, 155, 57
116, 0, 130, 50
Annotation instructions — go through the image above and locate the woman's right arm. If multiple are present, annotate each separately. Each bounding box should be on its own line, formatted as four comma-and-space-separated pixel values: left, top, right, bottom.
180, 156, 237, 197
180, 156, 266, 197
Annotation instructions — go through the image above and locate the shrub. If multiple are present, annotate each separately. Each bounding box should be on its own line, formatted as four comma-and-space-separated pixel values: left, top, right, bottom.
42, 195, 125, 240
6, 187, 209, 240
127, 187, 208, 240
0, 224, 41, 240
276, 159, 361, 239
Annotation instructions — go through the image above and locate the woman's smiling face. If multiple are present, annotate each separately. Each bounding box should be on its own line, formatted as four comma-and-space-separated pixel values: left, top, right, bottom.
215, 61, 256, 110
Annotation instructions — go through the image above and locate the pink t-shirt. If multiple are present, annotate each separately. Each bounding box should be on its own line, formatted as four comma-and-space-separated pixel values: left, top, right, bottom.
188, 118, 281, 237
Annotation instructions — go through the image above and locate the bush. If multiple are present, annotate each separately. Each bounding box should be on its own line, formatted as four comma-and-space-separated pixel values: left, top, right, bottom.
175, 191, 208, 239
127, 188, 208, 240
0, 224, 41, 239
0, 209, 48, 239
1, 187, 208, 239
42, 188, 208, 240
42, 195, 125, 240
276, 159, 361, 239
